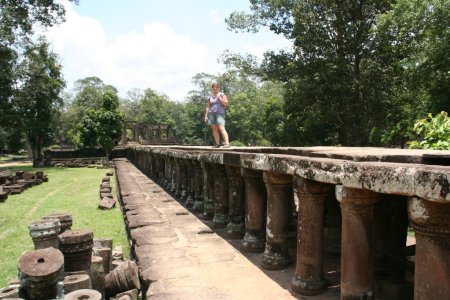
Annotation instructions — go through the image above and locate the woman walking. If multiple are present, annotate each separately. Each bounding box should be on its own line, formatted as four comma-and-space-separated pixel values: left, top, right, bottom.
204, 82, 230, 148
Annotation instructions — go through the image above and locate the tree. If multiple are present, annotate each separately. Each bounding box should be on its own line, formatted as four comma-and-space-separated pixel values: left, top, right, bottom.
0, 0, 77, 127
15, 37, 65, 166
120, 88, 142, 121
65, 76, 118, 145
75, 90, 124, 159
95, 91, 124, 159
0, 0, 78, 44
408, 111, 450, 150
227, 1, 417, 146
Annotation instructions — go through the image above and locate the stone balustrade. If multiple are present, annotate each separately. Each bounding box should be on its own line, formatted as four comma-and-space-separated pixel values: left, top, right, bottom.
114, 145, 450, 299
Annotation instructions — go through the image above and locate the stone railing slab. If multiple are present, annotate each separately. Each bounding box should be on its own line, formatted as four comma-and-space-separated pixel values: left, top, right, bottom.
121, 146, 450, 203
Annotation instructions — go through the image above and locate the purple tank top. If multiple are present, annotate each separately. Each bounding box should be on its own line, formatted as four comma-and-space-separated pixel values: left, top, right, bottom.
208, 93, 226, 114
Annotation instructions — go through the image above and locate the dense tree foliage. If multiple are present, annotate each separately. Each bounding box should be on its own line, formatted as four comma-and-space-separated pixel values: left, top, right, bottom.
3, 0, 449, 152
409, 111, 450, 150
0, 0, 76, 156
225, 0, 450, 147
73, 90, 124, 157
15, 37, 65, 166
61, 76, 118, 145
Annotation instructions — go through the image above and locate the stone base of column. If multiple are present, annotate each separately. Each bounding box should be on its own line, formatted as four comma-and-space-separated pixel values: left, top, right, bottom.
192, 199, 204, 212
212, 213, 228, 228
185, 196, 194, 208
226, 221, 244, 239
203, 198, 214, 220
291, 275, 327, 296
180, 191, 188, 203
261, 251, 290, 270
242, 232, 265, 253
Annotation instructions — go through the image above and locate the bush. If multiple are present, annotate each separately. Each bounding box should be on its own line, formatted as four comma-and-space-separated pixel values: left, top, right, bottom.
408, 111, 450, 150
256, 138, 272, 146
230, 140, 245, 147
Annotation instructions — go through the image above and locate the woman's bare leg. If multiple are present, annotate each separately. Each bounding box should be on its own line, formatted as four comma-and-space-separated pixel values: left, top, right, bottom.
218, 125, 229, 144
211, 125, 220, 145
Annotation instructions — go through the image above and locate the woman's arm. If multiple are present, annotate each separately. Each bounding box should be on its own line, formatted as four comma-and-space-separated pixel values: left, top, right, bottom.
219, 93, 228, 107
204, 99, 210, 122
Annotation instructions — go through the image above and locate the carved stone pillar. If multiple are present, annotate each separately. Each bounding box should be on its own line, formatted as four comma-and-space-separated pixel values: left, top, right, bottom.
261, 171, 292, 270
174, 158, 182, 198
179, 160, 189, 203
162, 156, 170, 189
185, 160, 195, 208
121, 123, 127, 144
225, 166, 245, 239
151, 154, 157, 180
408, 197, 450, 299
291, 178, 331, 296
192, 160, 204, 212
169, 157, 176, 194
201, 162, 214, 220
141, 151, 148, 177
336, 186, 378, 300
157, 155, 165, 184
212, 164, 228, 228
241, 168, 266, 252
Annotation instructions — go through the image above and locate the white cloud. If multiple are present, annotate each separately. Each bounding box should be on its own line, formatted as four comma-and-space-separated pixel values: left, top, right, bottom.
209, 10, 222, 24
45, 3, 211, 101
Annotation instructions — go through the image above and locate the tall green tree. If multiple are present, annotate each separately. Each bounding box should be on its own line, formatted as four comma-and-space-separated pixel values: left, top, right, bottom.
75, 90, 124, 158
64, 77, 119, 145
15, 37, 65, 166
227, 1, 414, 146
0, 0, 77, 127
95, 91, 124, 159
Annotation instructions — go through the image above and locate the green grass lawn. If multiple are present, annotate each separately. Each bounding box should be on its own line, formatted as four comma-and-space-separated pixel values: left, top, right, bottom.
0, 164, 129, 287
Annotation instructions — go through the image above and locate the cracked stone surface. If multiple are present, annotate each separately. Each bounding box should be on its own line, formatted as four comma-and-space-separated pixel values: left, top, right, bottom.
114, 159, 297, 300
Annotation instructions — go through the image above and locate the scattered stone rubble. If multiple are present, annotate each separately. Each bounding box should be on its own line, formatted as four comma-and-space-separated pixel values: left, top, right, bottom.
0, 212, 140, 300
52, 158, 112, 169
98, 170, 116, 210
0, 170, 49, 202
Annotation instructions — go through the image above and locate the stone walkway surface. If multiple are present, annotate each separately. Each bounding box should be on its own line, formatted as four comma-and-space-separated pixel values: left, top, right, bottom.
114, 158, 302, 300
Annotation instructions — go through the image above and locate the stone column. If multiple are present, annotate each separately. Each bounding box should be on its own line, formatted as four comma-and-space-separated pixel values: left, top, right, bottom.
180, 159, 189, 203
174, 158, 182, 198
169, 157, 176, 194
261, 171, 292, 270
408, 197, 450, 299
212, 164, 229, 228
201, 162, 214, 220
163, 156, 170, 188
157, 155, 165, 184
185, 160, 195, 208
336, 185, 378, 300
121, 123, 128, 144
291, 178, 332, 296
192, 160, 204, 212
150, 153, 157, 180
241, 168, 266, 252
225, 165, 245, 239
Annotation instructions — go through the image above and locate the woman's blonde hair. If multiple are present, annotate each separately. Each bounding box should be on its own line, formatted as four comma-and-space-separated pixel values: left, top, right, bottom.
212, 82, 219, 88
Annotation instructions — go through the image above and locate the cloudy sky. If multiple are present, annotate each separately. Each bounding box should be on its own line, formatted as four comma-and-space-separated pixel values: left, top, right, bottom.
44, 0, 291, 101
